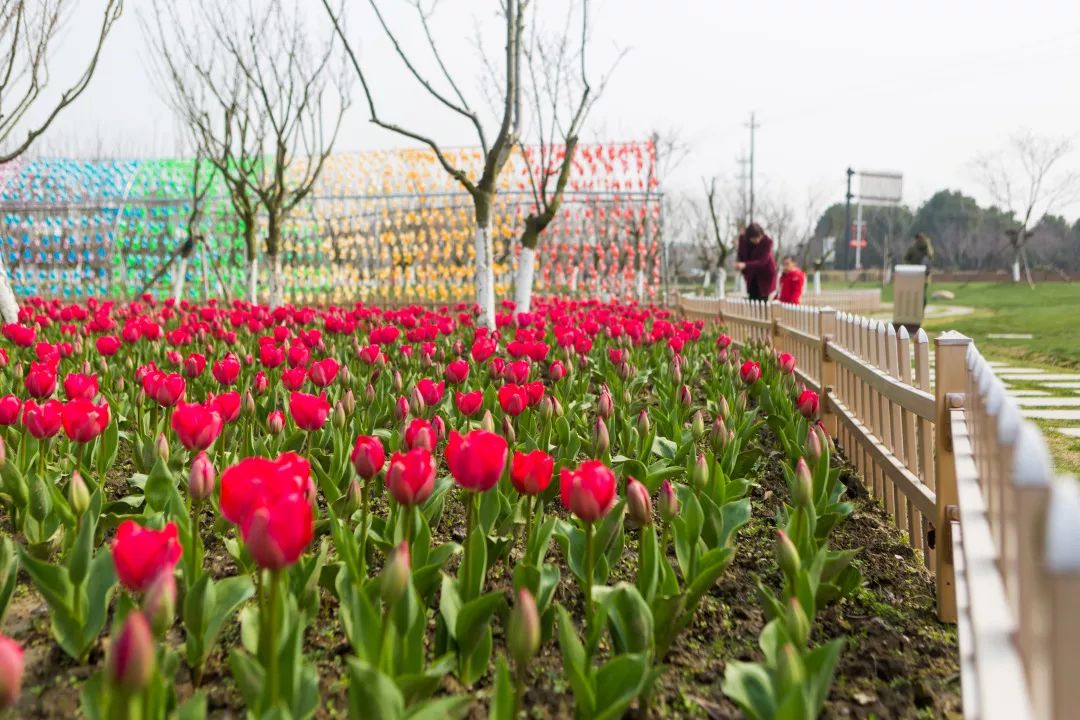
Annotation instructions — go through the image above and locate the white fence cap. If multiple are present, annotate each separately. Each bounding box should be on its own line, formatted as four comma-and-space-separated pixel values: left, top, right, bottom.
1045, 476, 1080, 572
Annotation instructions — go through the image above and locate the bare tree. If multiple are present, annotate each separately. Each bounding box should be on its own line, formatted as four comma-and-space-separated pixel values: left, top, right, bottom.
0, 0, 123, 321
974, 129, 1080, 287
512, 0, 615, 315
324, 0, 526, 328
699, 177, 733, 294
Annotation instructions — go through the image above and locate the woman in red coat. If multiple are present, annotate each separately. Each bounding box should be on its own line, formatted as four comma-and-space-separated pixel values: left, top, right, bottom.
734, 223, 777, 301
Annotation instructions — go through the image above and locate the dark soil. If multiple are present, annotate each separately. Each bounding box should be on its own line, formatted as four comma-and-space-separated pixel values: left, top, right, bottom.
4, 427, 961, 719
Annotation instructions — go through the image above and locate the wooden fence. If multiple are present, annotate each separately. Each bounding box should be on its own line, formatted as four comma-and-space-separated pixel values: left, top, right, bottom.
676, 295, 1080, 720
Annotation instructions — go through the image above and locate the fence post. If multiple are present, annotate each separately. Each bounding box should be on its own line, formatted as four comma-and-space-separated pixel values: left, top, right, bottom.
934, 330, 971, 622
819, 306, 838, 438
769, 302, 783, 353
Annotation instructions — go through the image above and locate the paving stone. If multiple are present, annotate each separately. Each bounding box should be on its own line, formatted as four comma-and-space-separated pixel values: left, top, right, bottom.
1022, 374, 1080, 382
993, 368, 1048, 375
1021, 409, 1080, 421
1056, 427, 1080, 439
1007, 390, 1051, 397
1013, 397, 1080, 407
988, 333, 1034, 340
1043, 382, 1080, 390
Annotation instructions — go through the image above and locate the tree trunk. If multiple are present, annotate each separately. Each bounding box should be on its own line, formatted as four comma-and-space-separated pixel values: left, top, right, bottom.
1011, 255, 1021, 283
813, 271, 821, 295
0, 256, 19, 323
173, 255, 188, 302
514, 245, 537, 315
716, 268, 727, 299
268, 254, 284, 309
473, 195, 497, 329
248, 255, 259, 305
267, 214, 283, 309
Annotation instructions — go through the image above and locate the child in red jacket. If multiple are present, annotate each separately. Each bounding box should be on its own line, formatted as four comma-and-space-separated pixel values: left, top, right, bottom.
776, 256, 806, 304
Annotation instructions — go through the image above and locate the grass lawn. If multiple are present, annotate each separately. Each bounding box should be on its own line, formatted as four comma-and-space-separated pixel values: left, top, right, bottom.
918, 281, 1080, 368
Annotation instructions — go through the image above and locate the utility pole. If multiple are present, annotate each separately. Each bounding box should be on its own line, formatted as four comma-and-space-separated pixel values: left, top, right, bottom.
746, 111, 760, 224
736, 153, 750, 227
843, 167, 854, 270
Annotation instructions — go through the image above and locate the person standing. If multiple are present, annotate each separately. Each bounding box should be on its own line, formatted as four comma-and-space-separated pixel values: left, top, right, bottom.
735, 223, 777, 301
775, 255, 806, 304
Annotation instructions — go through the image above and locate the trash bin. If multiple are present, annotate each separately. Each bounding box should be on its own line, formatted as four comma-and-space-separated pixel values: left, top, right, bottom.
892, 264, 927, 333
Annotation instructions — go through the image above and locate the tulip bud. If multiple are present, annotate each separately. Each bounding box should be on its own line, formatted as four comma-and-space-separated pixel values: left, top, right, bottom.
691, 410, 705, 440
718, 395, 730, 421
785, 597, 810, 648
659, 479, 679, 523
592, 416, 610, 456
392, 370, 403, 393
776, 530, 801, 582
115, 375, 125, 392
339, 365, 351, 386
189, 451, 216, 502
107, 611, 155, 692
709, 417, 728, 453
677, 384, 692, 408
539, 395, 554, 421
364, 383, 376, 407
333, 401, 347, 429
0, 635, 24, 709
267, 409, 285, 435
806, 426, 823, 463
501, 415, 517, 445
777, 643, 805, 690
597, 386, 614, 419
344, 478, 363, 516
672, 361, 682, 384
343, 388, 356, 415
144, 572, 176, 637
394, 396, 410, 422
480, 410, 496, 433
617, 361, 633, 382
28, 474, 49, 522
0, 436, 5, 467
626, 478, 653, 527
431, 414, 446, 442
691, 453, 709, 490
68, 471, 90, 517
793, 458, 814, 508
380, 541, 411, 606
552, 397, 564, 417
508, 588, 540, 670
242, 389, 256, 416
155, 432, 170, 463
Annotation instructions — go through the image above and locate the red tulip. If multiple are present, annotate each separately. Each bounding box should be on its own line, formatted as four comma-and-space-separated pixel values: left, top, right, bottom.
559, 460, 617, 522
394, 396, 410, 421
506, 360, 530, 384
170, 402, 223, 451
107, 611, 155, 692
183, 353, 207, 378
22, 399, 62, 439
212, 353, 241, 386
455, 390, 483, 416
415, 378, 445, 407
446, 429, 508, 492
740, 360, 761, 385
404, 418, 436, 451
24, 361, 56, 398
95, 335, 121, 356
497, 384, 528, 417
716, 334, 733, 350
797, 389, 819, 419
0, 634, 24, 709
287, 343, 310, 368
510, 450, 554, 495
0, 396, 21, 426
350, 435, 386, 480
308, 357, 340, 388
243, 492, 314, 569
252, 370, 269, 396
778, 353, 796, 375
2, 323, 35, 347
112, 520, 182, 592
548, 360, 567, 381
189, 451, 216, 502
525, 381, 545, 407
445, 359, 470, 384
145, 372, 186, 407
386, 448, 436, 505
62, 372, 99, 400
220, 452, 314, 533
259, 343, 285, 368
210, 391, 241, 424
281, 366, 307, 391
289, 392, 330, 431
61, 398, 110, 443
267, 409, 285, 435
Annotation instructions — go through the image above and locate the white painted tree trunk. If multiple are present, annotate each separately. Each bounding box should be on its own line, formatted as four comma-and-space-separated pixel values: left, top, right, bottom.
248, 256, 259, 305
735, 273, 746, 295
1012, 258, 1021, 283
269, 255, 284, 309
514, 246, 536, 315
173, 255, 188, 302
702, 270, 711, 289
474, 224, 496, 329
716, 268, 727, 299
635, 271, 645, 300
570, 267, 579, 294
813, 271, 821, 295
0, 258, 19, 323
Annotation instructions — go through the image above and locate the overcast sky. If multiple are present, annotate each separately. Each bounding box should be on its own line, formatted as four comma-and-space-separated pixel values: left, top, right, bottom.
25, 0, 1080, 224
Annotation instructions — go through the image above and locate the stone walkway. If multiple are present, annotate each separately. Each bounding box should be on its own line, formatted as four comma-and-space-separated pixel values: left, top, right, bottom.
989, 364, 1080, 440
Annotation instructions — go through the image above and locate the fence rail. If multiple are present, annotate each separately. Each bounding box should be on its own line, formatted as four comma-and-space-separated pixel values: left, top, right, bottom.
676, 295, 1080, 720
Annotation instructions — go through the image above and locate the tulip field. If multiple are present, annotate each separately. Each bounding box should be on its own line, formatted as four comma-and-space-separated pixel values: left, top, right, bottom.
0, 296, 960, 719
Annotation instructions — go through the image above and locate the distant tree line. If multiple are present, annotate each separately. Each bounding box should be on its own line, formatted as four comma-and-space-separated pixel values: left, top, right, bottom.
807, 190, 1080, 273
